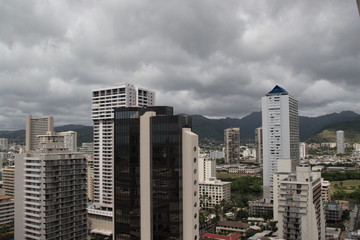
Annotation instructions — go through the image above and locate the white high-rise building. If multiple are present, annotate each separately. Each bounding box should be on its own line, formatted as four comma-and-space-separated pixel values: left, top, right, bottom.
14, 134, 87, 240
198, 154, 216, 182
25, 115, 54, 152
224, 127, 240, 163
255, 127, 263, 164
275, 166, 326, 240
336, 130, 345, 154
58, 131, 77, 151
262, 85, 299, 203
299, 142, 307, 159
90, 83, 155, 235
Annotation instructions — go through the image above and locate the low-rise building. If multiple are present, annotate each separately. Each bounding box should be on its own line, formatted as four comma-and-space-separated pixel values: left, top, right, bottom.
216, 221, 249, 234
325, 227, 341, 240
324, 203, 343, 223
249, 201, 273, 218
199, 178, 231, 208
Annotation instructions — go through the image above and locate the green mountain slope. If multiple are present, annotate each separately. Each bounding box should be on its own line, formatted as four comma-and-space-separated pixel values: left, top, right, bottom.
306, 120, 360, 144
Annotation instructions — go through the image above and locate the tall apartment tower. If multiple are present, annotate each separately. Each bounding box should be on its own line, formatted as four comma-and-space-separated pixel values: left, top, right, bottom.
275, 166, 326, 240
113, 106, 199, 240
25, 115, 54, 152
14, 134, 87, 240
224, 127, 240, 163
90, 84, 155, 235
336, 130, 345, 154
255, 127, 263, 164
262, 85, 299, 203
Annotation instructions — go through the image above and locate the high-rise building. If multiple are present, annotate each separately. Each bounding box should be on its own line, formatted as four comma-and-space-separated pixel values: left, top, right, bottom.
89, 84, 155, 236
2, 166, 15, 197
224, 127, 240, 163
113, 106, 199, 240
0, 138, 8, 150
274, 166, 326, 240
25, 115, 54, 152
14, 133, 87, 240
321, 179, 331, 203
58, 131, 77, 151
299, 142, 307, 159
262, 85, 299, 203
336, 130, 345, 154
92, 84, 155, 208
198, 154, 216, 182
255, 127, 263, 164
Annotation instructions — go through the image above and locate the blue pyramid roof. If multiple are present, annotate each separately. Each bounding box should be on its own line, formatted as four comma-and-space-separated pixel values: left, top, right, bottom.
267, 85, 288, 95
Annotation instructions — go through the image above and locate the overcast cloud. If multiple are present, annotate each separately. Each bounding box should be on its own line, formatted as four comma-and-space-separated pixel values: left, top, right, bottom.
1, 0, 360, 130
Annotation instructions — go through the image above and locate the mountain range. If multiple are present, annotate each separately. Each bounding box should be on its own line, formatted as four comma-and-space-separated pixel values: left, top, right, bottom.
1, 111, 360, 146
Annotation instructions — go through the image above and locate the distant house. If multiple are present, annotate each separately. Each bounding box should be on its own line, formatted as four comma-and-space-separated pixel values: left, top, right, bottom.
216, 221, 249, 234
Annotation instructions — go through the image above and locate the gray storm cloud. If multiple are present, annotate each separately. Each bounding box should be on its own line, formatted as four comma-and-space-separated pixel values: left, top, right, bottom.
0, 0, 360, 130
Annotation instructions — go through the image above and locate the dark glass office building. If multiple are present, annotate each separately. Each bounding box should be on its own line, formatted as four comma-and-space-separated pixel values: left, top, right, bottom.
114, 106, 199, 240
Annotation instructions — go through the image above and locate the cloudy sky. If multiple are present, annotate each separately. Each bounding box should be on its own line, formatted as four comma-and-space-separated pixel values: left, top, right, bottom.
1, 0, 360, 130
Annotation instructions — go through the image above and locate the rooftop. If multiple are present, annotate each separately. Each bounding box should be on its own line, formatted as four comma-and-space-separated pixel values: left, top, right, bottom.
266, 85, 288, 96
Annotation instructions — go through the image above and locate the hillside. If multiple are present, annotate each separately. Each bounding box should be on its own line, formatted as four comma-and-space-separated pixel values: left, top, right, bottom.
306, 120, 360, 144
1, 111, 360, 145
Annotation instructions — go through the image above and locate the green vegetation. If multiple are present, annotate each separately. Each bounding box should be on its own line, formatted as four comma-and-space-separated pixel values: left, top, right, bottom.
322, 171, 360, 181
332, 189, 360, 203
331, 180, 360, 193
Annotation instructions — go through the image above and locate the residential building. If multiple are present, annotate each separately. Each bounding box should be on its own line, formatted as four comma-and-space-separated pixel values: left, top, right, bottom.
79, 142, 93, 155
25, 115, 54, 152
2, 166, 14, 197
90, 83, 155, 236
0, 138, 8, 150
324, 203, 343, 223
262, 85, 299, 203
199, 154, 216, 182
14, 133, 87, 240
336, 130, 345, 154
321, 179, 331, 203
58, 131, 77, 151
0, 196, 14, 232
275, 166, 326, 240
224, 127, 240, 163
300, 142, 306, 159
113, 106, 198, 240
210, 151, 225, 159
216, 221, 249, 234
199, 178, 231, 208
255, 127, 263, 164
249, 201, 273, 218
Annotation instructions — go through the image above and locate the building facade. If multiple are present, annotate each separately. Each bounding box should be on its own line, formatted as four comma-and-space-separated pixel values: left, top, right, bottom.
275, 167, 326, 240
199, 179, 231, 208
224, 128, 240, 163
14, 149, 87, 240
0, 196, 14, 232
0, 138, 8, 150
262, 85, 299, 203
113, 106, 199, 240
336, 130, 345, 154
198, 154, 216, 182
255, 127, 263, 164
58, 131, 77, 151
25, 115, 54, 152
2, 166, 15, 197
91, 84, 155, 210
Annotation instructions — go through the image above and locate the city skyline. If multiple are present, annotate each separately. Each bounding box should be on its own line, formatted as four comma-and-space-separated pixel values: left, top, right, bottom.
1, 1, 360, 130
